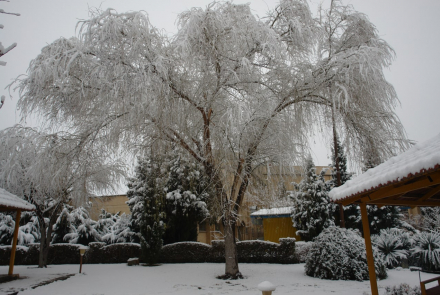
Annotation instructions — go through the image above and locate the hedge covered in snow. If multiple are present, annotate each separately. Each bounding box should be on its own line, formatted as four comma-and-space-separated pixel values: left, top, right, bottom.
305, 227, 387, 281
0, 238, 297, 265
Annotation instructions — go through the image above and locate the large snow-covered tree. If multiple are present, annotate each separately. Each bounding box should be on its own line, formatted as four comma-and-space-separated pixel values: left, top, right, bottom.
15, 0, 409, 277
0, 126, 124, 267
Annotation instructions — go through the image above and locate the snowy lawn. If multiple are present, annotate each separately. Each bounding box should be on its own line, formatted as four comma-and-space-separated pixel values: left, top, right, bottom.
0, 263, 436, 295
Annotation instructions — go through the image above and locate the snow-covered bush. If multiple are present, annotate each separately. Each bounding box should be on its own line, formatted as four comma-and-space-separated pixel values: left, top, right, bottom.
0, 213, 14, 245
64, 206, 101, 245
291, 156, 335, 241
101, 212, 132, 244
372, 228, 412, 268
384, 284, 421, 295
305, 226, 387, 281
17, 212, 41, 245
411, 231, 440, 271
0, 212, 40, 246
52, 207, 75, 244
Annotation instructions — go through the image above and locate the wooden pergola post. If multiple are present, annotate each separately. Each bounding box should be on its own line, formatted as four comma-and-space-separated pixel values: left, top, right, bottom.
8, 209, 21, 276
360, 202, 378, 295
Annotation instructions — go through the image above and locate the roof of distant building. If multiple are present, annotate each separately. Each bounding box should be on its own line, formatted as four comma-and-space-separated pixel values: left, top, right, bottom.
250, 207, 292, 218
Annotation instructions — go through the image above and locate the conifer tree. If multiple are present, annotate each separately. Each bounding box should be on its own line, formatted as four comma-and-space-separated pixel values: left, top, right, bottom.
163, 154, 210, 244
126, 156, 163, 243
292, 156, 335, 241
328, 136, 357, 228
64, 206, 101, 245
127, 151, 211, 246
51, 206, 74, 244
136, 157, 166, 265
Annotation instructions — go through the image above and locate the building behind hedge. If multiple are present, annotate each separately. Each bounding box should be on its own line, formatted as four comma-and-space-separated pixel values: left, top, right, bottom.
88, 166, 332, 245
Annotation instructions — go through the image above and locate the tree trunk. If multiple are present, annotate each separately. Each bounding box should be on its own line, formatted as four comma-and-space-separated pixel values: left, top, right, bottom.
38, 222, 49, 268
37, 211, 57, 268
222, 209, 242, 279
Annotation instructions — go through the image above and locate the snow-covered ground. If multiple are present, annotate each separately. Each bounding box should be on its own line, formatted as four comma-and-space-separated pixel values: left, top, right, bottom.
0, 263, 436, 295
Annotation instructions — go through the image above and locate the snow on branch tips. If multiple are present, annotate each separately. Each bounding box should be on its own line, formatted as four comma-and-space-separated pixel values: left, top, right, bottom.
0, 4, 19, 66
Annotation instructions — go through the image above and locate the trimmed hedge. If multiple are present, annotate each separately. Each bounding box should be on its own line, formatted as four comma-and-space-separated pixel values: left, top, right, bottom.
1, 238, 297, 265
160, 242, 211, 263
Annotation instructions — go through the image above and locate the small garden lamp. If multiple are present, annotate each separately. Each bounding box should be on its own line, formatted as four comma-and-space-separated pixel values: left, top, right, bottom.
258, 281, 276, 295
79, 246, 88, 273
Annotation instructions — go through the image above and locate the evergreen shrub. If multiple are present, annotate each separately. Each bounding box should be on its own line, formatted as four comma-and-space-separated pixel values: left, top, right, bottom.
305, 227, 387, 281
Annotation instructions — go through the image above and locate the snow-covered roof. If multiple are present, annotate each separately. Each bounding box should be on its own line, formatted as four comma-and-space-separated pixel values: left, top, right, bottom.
0, 187, 35, 211
250, 207, 292, 217
330, 133, 440, 202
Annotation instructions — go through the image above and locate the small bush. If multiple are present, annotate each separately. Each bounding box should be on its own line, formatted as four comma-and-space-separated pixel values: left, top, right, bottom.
305, 227, 387, 281
384, 283, 421, 295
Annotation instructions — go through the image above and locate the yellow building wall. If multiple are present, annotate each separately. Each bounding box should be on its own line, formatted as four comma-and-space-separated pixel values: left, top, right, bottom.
262, 217, 301, 243
89, 195, 130, 220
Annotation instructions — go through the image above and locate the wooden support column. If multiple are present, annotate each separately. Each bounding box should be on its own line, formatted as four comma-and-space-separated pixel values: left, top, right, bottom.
9, 209, 21, 276
360, 203, 378, 295
339, 203, 345, 228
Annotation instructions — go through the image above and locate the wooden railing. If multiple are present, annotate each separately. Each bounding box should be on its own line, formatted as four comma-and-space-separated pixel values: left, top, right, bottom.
421, 276, 440, 295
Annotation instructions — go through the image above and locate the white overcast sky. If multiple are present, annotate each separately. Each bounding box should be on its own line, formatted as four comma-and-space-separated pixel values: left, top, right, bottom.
1, 0, 439, 166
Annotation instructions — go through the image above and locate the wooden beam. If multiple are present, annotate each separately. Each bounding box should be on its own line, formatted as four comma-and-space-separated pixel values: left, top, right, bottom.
360, 203, 378, 295
8, 209, 21, 276
360, 172, 440, 204
369, 199, 440, 207
419, 185, 440, 202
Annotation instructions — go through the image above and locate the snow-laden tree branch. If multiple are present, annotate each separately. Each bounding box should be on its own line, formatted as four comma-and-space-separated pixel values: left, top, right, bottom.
0, 3, 19, 67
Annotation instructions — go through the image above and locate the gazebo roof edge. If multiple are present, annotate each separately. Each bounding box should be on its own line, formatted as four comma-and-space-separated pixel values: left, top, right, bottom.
331, 165, 440, 204
329, 133, 440, 203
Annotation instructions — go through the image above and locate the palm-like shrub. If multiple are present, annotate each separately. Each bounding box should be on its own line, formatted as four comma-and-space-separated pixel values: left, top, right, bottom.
372, 228, 411, 268
412, 231, 440, 271
305, 226, 387, 281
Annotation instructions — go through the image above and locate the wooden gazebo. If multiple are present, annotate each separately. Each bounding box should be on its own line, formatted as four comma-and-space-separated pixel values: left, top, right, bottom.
330, 133, 440, 295
0, 188, 35, 278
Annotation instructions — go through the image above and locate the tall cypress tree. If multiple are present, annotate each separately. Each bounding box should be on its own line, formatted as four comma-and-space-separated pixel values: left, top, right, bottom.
329, 136, 355, 228
135, 156, 166, 265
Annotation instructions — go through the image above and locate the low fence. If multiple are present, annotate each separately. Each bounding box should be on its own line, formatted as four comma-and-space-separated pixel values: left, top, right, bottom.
0, 238, 300, 265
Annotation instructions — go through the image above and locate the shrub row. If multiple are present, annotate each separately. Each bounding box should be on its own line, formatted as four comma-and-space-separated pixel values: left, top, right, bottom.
0, 238, 297, 265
